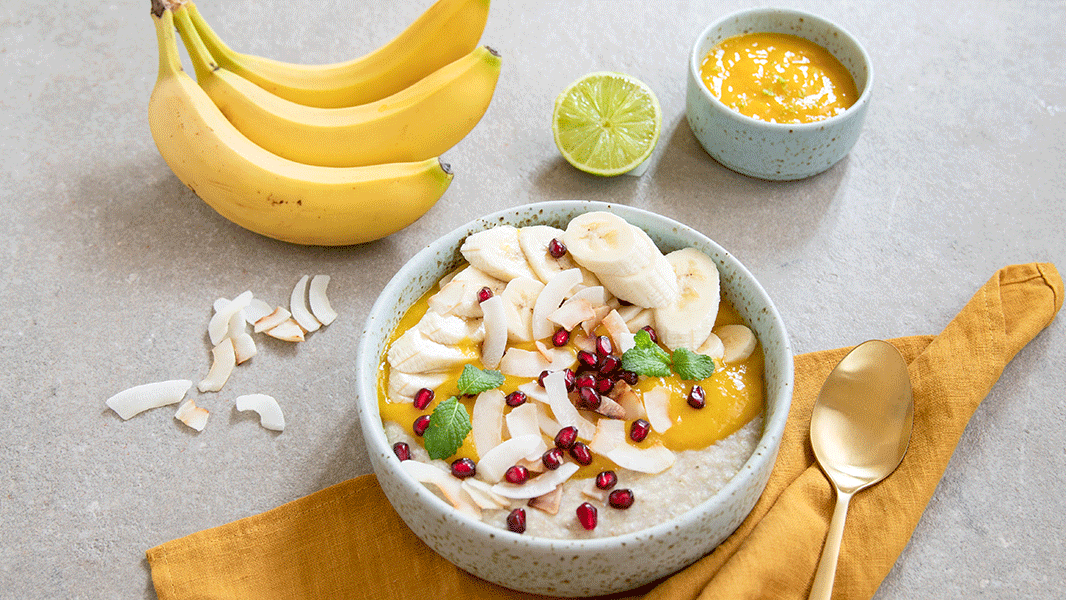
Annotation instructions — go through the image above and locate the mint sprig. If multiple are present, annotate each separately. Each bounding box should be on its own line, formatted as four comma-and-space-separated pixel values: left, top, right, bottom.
621, 329, 716, 381
423, 396, 472, 460
457, 364, 505, 395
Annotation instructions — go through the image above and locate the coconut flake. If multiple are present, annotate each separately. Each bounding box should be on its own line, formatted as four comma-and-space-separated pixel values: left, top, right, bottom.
235, 393, 286, 431
532, 402, 561, 436
308, 274, 338, 325
505, 403, 541, 439
491, 462, 579, 499
605, 440, 676, 474
290, 275, 321, 333
601, 309, 636, 353
265, 318, 305, 342
589, 418, 626, 454
198, 338, 236, 392
528, 485, 563, 515
254, 307, 292, 333
174, 399, 209, 431
476, 434, 546, 483
543, 370, 595, 440
471, 389, 506, 457
400, 460, 481, 518
547, 297, 595, 331
208, 291, 252, 346
479, 295, 507, 369
608, 381, 646, 420
105, 379, 192, 420
643, 386, 673, 433
580, 304, 612, 336
461, 479, 508, 510
232, 331, 257, 364
581, 479, 608, 503
531, 268, 582, 340
499, 347, 552, 378
244, 298, 273, 325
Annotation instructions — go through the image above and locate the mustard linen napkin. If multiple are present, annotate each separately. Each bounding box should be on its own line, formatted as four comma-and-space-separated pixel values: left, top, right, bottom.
147, 263, 1062, 600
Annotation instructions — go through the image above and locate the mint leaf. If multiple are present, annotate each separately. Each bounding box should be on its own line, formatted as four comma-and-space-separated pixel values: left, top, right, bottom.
672, 348, 715, 381
622, 330, 673, 377
457, 364, 505, 396
423, 397, 472, 460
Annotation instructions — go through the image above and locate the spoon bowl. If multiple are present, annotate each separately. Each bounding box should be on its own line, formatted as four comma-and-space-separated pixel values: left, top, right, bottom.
809, 339, 913, 599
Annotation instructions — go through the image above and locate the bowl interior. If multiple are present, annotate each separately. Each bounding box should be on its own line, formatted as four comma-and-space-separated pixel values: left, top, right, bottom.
356, 200, 794, 549
690, 8, 872, 123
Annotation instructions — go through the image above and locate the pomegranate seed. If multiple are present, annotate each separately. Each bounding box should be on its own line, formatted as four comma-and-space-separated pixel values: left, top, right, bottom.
537, 370, 550, 387
392, 442, 411, 461
542, 448, 565, 470
598, 355, 620, 375
575, 373, 597, 390
641, 325, 658, 343
477, 286, 493, 303
630, 418, 651, 442
547, 238, 567, 259
578, 387, 601, 410
505, 390, 528, 407
619, 370, 639, 385
595, 470, 618, 490
576, 350, 599, 371
554, 425, 578, 450
595, 376, 615, 394
450, 457, 477, 479
563, 368, 577, 392
595, 335, 613, 357
569, 442, 593, 465
687, 385, 706, 409
576, 502, 598, 530
413, 388, 434, 410
505, 465, 530, 484
552, 328, 570, 347
608, 488, 635, 509
412, 414, 431, 436
507, 507, 527, 533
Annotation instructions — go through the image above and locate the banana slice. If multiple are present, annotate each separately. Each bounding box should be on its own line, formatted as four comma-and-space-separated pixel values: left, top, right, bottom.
387, 370, 449, 403
500, 276, 544, 342
653, 248, 721, 351
460, 226, 538, 283
518, 225, 601, 288
387, 327, 474, 374
561, 212, 656, 277
697, 331, 725, 360
599, 255, 679, 308
416, 310, 484, 345
717, 324, 757, 364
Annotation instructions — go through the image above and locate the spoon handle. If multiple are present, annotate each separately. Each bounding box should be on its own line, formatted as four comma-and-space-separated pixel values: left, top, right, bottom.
809, 488, 854, 600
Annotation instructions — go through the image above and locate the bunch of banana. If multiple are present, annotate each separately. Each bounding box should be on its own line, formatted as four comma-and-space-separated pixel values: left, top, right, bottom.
147, 0, 499, 246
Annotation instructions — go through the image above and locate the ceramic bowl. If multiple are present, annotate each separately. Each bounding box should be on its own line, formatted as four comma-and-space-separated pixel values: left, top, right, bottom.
685, 8, 873, 180
355, 201, 794, 596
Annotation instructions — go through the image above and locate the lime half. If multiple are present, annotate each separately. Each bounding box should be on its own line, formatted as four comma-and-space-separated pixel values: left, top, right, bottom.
552, 72, 662, 176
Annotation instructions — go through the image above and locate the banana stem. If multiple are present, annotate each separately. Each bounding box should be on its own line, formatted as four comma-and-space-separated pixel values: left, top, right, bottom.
172, 5, 219, 83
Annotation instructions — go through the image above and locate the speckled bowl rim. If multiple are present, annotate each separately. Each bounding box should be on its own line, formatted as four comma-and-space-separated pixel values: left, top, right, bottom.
688, 7, 874, 131
356, 200, 793, 553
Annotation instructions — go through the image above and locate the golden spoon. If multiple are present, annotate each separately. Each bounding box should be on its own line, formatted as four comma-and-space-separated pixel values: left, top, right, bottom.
809, 340, 913, 600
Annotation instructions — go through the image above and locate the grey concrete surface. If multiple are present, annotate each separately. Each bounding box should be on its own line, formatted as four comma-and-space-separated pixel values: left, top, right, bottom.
1, 0, 1063, 597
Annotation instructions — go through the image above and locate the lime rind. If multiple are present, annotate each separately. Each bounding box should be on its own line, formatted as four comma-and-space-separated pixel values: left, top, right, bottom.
552, 71, 662, 177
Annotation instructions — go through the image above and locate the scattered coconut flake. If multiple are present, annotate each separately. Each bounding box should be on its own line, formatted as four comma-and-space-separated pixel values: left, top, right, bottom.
499, 347, 553, 378
601, 309, 636, 353
213, 297, 230, 313
516, 381, 550, 405
581, 479, 608, 503
244, 298, 273, 325
643, 386, 673, 433
387, 370, 449, 403
235, 393, 285, 431
266, 318, 305, 342
105, 379, 192, 420
232, 331, 257, 364
290, 275, 321, 333
533, 340, 554, 362
581, 304, 612, 335
308, 274, 338, 325
476, 434, 546, 483
462, 479, 507, 510
198, 338, 237, 392
471, 389, 506, 458
479, 295, 507, 369
505, 403, 541, 439
589, 418, 626, 455
606, 440, 676, 474
568, 285, 608, 307
492, 462, 579, 499
570, 330, 597, 353
528, 486, 563, 515
547, 297, 595, 331
532, 402, 561, 436
592, 394, 627, 419
254, 306, 292, 333
543, 370, 595, 440
515, 455, 547, 474
609, 381, 646, 420
209, 291, 253, 346
174, 399, 209, 431
531, 268, 583, 340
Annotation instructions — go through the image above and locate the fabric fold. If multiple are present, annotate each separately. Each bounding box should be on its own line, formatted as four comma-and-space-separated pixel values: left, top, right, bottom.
147, 263, 1061, 600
